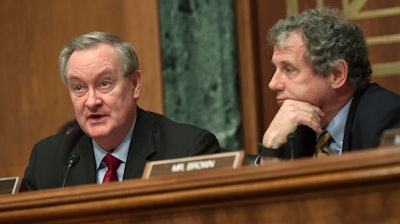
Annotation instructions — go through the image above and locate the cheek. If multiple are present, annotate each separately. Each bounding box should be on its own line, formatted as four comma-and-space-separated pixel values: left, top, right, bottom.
307, 82, 330, 105
111, 91, 133, 109
287, 79, 320, 102
70, 97, 85, 112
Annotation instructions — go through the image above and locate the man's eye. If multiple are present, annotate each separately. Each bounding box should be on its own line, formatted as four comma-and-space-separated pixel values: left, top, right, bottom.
70, 84, 85, 92
98, 80, 114, 93
101, 81, 110, 87
284, 67, 294, 72
69, 84, 86, 97
74, 85, 83, 91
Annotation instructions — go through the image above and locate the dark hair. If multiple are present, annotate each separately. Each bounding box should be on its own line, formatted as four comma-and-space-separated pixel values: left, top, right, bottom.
59, 31, 139, 85
268, 7, 371, 88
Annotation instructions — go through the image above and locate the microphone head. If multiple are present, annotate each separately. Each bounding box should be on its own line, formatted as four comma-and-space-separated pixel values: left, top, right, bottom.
68, 154, 80, 166
287, 133, 296, 141
63, 154, 80, 187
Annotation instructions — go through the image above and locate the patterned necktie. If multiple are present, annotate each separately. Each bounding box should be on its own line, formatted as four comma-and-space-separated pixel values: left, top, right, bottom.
102, 153, 121, 183
314, 130, 334, 158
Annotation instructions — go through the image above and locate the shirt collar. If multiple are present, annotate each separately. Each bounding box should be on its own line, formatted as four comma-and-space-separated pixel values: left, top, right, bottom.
93, 117, 136, 170
326, 98, 353, 148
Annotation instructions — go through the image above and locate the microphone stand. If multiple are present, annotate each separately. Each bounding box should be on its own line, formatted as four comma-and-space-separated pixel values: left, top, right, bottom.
62, 154, 80, 188
287, 133, 296, 160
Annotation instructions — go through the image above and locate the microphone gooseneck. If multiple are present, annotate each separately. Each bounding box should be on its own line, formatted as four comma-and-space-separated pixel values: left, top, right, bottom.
62, 154, 80, 188
287, 133, 296, 160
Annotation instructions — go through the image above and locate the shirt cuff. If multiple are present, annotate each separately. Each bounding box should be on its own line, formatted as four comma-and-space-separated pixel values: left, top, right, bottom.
258, 143, 282, 157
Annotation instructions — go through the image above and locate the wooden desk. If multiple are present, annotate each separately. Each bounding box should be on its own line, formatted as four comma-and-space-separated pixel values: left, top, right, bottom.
1, 146, 400, 223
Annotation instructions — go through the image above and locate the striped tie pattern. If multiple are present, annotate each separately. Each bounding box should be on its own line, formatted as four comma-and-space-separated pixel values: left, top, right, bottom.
314, 130, 334, 158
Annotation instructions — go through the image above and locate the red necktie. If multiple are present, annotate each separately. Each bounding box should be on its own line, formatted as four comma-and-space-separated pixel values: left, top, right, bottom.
102, 153, 121, 183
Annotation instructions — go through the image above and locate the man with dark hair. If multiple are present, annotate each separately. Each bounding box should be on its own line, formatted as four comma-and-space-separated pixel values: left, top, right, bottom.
258, 8, 400, 163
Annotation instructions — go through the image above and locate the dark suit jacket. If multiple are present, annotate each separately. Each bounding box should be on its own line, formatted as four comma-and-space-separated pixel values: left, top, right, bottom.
23, 107, 220, 190
278, 83, 400, 159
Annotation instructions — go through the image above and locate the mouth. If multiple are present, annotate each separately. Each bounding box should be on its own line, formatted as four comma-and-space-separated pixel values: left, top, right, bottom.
87, 114, 106, 122
276, 98, 285, 105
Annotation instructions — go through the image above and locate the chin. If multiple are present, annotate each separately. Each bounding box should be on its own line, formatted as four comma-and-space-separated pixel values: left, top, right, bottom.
85, 128, 110, 139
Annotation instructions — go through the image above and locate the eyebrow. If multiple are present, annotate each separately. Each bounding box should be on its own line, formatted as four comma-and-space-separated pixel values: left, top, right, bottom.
67, 76, 81, 84
96, 70, 114, 78
67, 69, 114, 82
271, 60, 293, 67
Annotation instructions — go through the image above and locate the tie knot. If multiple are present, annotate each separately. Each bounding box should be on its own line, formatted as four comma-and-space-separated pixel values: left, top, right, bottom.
103, 154, 121, 170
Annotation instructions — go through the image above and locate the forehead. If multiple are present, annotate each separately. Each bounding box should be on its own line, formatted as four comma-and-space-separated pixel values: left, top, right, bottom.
67, 44, 120, 74
69, 43, 118, 65
272, 33, 307, 64
275, 33, 305, 53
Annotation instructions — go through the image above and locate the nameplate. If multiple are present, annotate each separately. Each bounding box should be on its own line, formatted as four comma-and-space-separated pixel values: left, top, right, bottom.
0, 176, 19, 195
142, 150, 245, 179
380, 128, 400, 147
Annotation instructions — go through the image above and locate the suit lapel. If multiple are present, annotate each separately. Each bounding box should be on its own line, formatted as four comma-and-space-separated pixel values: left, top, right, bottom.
123, 108, 158, 179
342, 84, 369, 151
65, 134, 97, 186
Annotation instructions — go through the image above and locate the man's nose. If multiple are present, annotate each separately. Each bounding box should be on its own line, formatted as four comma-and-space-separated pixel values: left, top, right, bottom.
268, 71, 282, 91
85, 89, 102, 108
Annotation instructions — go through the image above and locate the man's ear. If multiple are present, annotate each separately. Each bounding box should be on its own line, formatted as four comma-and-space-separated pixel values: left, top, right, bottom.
130, 70, 142, 100
331, 59, 348, 89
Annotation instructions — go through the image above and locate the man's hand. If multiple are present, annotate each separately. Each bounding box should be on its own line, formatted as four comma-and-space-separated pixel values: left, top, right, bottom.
261, 99, 324, 149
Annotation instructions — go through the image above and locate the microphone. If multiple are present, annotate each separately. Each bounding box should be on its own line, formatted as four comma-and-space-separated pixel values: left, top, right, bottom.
62, 153, 80, 188
287, 133, 296, 160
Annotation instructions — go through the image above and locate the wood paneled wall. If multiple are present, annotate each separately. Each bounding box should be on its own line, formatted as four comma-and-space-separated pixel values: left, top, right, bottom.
0, 0, 163, 178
